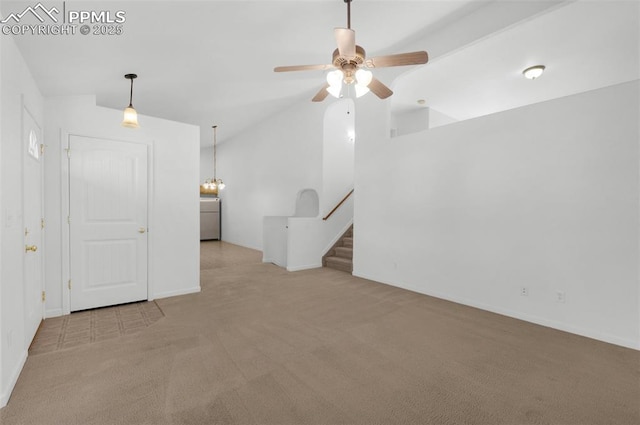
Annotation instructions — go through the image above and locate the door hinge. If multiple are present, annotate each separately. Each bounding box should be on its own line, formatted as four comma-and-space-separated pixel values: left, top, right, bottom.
65, 148, 71, 158
68, 280, 72, 290
41, 291, 46, 302
67, 216, 71, 224
41, 218, 45, 229
40, 144, 46, 156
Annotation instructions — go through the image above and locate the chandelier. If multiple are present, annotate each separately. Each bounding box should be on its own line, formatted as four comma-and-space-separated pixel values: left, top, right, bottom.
201, 125, 225, 195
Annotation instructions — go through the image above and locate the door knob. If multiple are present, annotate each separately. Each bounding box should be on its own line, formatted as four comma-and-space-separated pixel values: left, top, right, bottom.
25, 245, 38, 253
138, 227, 146, 234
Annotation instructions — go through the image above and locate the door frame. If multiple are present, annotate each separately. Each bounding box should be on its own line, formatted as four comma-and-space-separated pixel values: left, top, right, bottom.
60, 131, 155, 315
21, 100, 45, 342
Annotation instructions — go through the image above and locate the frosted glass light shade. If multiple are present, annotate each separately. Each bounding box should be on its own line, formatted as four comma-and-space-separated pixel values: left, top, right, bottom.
122, 106, 139, 128
355, 85, 370, 98
355, 69, 372, 86
523, 65, 545, 80
327, 85, 342, 98
326, 69, 344, 86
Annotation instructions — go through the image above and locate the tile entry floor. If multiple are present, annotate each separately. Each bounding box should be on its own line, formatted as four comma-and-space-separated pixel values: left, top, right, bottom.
29, 301, 165, 355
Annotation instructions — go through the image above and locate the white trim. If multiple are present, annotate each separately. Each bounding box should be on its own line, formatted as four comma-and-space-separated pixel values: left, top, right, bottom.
60, 129, 71, 315
286, 262, 323, 272
45, 308, 63, 318
0, 350, 27, 408
353, 270, 640, 351
262, 257, 285, 268
21, 100, 45, 347
153, 286, 201, 300
146, 141, 155, 300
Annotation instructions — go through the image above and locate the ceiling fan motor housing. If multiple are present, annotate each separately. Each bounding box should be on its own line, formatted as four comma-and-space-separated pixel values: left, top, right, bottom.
332, 45, 366, 84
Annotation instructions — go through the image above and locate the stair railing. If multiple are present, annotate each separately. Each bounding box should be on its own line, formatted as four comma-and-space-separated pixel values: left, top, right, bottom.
323, 189, 354, 221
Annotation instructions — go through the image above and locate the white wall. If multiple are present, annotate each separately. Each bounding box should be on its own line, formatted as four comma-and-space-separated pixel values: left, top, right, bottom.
322, 99, 355, 213
0, 24, 3, 408
44, 95, 201, 317
200, 145, 213, 183
354, 81, 639, 349
391, 108, 429, 137
0, 33, 44, 407
217, 101, 325, 250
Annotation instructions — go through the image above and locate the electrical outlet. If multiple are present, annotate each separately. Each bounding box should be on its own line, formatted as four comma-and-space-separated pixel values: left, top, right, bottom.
520, 287, 528, 296
556, 291, 566, 303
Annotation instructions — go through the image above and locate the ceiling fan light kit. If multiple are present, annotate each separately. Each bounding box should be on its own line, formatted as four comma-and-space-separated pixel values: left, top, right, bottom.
122, 73, 140, 128
274, 0, 428, 102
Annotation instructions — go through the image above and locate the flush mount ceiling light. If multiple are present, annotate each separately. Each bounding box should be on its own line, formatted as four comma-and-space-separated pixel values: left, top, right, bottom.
522, 65, 545, 80
122, 73, 139, 128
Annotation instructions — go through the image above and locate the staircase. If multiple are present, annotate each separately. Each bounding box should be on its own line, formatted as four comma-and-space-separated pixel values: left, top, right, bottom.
323, 226, 353, 273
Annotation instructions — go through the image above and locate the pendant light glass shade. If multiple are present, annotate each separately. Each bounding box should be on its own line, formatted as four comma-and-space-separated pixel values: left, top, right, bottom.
122, 74, 140, 128
122, 105, 139, 128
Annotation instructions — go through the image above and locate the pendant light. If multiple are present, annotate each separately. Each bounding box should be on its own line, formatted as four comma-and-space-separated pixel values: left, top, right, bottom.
122, 73, 140, 128
202, 125, 225, 194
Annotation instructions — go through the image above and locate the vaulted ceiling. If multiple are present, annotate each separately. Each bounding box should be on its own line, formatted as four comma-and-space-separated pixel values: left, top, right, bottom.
4, 0, 638, 146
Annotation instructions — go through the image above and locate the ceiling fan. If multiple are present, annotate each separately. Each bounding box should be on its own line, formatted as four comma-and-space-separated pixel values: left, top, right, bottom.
274, 0, 429, 102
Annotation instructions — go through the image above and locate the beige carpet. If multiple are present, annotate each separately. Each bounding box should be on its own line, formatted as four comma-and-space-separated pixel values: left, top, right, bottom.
1, 241, 638, 425
29, 301, 164, 355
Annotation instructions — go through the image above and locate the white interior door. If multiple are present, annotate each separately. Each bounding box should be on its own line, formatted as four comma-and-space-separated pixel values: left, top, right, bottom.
69, 136, 148, 312
23, 107, 44, 345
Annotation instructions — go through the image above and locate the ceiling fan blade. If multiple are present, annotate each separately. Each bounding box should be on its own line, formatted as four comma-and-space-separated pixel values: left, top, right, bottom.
312, 84, 330, 102
368, 77, 393, 99
365, 51, 429, 68
334, 28, 356, 58
274, 64, 333, 72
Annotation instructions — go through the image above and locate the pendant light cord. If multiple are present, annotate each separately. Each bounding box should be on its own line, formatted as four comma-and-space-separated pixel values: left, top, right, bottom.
212, 125, 217, 181
128, 78, 134, 107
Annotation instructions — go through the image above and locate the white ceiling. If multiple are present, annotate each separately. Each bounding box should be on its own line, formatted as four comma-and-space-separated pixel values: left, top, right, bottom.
391, 0, 640, 122
3, 0, 638, 146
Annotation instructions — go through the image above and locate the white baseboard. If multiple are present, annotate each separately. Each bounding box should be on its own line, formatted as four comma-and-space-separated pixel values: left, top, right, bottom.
45, 308, 64, 319
263, 257, 286, 268
353, 270, 640, 351
287, 263, 322, 272
0, 349, 28, 408
153, 286, 201, 300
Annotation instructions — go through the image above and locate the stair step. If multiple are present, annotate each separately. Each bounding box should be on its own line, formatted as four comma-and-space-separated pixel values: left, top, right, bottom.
342, 237, 353, 248
325, 256, 352, 273
335, 246, 353, 259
